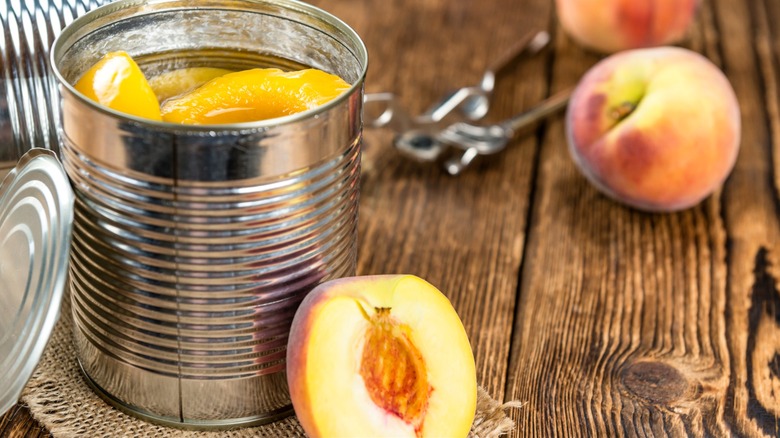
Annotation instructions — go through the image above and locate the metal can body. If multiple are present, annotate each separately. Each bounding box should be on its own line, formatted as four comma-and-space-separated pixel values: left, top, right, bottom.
51, 0, 366, 428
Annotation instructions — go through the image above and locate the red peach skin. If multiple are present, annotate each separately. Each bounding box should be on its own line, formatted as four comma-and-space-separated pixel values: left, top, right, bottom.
556, 0, 700, 53
566, 47, 740, 212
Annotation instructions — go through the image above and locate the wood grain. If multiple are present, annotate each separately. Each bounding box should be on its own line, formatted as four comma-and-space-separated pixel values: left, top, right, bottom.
0, 406, 49, 438
716, 0, 780, 435
505, 0, 780, 436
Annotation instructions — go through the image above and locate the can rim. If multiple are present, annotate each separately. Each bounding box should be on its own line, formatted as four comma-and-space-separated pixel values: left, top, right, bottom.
49, 0, 369, 132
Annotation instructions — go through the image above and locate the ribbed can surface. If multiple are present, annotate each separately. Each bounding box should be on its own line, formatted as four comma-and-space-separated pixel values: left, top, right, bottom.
0, 0, 111, 164
51, 0, 367, 428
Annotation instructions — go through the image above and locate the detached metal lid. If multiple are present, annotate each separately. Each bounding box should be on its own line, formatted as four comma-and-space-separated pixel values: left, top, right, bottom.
0, 149, 73, 416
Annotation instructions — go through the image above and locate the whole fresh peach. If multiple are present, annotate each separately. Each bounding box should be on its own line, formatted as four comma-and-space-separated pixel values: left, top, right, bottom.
556, 0, 700, 53
566, 47, 740, 212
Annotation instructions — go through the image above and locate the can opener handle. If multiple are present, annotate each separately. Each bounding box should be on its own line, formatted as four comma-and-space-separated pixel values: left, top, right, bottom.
363, 30, 569, 174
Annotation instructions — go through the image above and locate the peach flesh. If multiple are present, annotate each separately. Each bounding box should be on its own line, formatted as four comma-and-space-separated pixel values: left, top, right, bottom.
74, 51, 162, 121
286, 275, 477, 438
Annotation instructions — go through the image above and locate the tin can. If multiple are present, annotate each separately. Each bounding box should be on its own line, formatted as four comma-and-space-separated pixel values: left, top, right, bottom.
50, 0, 367, 428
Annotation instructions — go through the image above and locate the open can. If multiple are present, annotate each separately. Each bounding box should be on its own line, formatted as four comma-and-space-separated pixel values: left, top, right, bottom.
49, 0, 367, 428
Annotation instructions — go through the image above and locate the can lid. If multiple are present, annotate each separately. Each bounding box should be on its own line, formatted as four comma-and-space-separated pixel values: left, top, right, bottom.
0, 149, 73, 416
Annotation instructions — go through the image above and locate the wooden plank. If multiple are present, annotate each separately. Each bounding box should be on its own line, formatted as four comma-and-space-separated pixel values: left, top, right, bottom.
0, 406, 49, 438
714, 0, 780, 435
505, 0, 780, 436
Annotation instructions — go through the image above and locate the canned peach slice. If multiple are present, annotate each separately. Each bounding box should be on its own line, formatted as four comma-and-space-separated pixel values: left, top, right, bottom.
148, 67, 233, 103
160, 68, 350, 124
74, 51, 162, 121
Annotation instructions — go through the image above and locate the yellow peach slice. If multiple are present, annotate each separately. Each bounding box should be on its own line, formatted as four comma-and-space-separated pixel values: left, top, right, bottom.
160, 68, 351, 125
74, 51, 162, 121
287, 275, 477, 438
148, 67, 232, 103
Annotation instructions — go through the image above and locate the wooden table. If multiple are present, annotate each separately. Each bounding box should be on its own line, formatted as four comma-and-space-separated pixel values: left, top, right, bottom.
3, 0, 780, 436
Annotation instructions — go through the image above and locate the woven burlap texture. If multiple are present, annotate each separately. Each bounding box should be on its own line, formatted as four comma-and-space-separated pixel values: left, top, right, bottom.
20, 295, 522, 437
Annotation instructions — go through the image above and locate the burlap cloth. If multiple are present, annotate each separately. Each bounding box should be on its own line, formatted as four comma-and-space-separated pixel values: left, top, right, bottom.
20, 294, 523, 437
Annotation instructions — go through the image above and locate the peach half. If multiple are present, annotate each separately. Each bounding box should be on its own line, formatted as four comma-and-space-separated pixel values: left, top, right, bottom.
159, 68, 351, 124
566, 47, 741, 212
74, 51, 162, 121
287, 275, 477, 438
